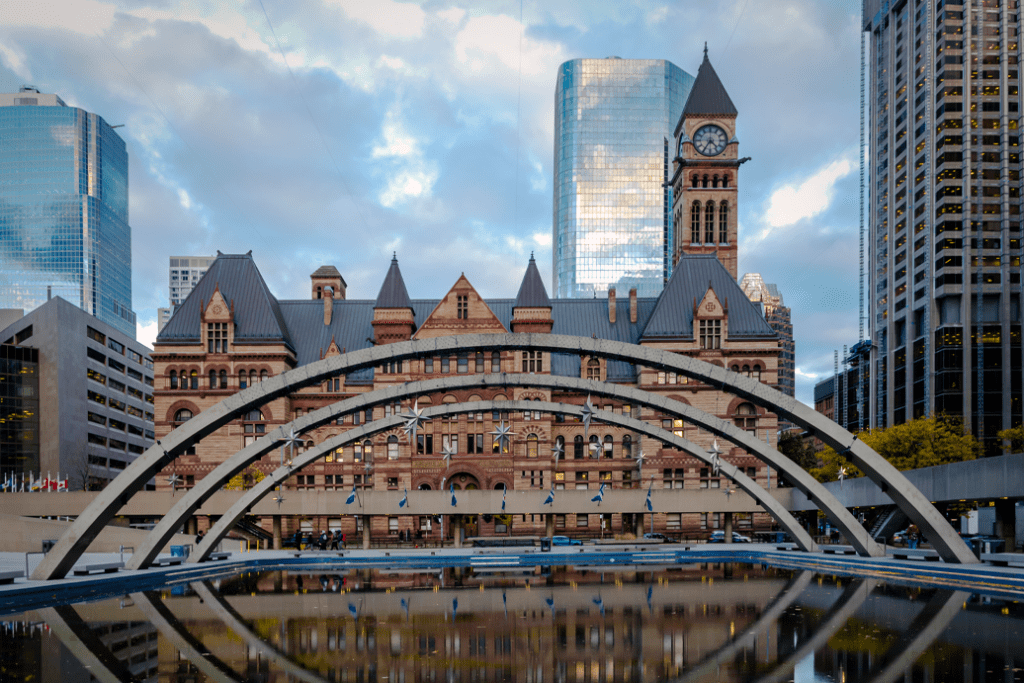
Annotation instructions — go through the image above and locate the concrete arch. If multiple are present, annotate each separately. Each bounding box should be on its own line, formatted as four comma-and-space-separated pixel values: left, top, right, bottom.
118, 372, 871, 570
33, 334, 973, 580
185, 399, 816, 564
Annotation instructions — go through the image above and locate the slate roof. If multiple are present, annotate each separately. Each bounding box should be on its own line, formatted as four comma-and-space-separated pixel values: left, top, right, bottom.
681, 50, 737, 118
376, 256, 413, 310
158, 252, 294, 351
514, 255, 551, 308
642, 255, 776, 340
160, 252, 776, 384
311, 265, 344, 281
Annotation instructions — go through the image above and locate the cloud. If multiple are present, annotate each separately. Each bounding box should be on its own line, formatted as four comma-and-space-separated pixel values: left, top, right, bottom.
326, 0, 426, 39
763, 155, 855, 229
2, 0, 116, 35
136, 318, 158, 350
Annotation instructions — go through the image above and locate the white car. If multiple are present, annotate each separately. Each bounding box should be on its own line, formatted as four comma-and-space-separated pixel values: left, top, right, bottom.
709, 530, 751, 543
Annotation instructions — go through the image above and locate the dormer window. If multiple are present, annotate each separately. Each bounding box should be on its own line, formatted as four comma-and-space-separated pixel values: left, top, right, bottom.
207, 323, 228, 353
457, 295, 468, 319
699, 320, 721, 350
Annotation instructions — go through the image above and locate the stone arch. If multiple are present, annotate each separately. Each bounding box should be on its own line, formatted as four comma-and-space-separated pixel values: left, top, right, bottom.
441, 460, 490, 490
34, 334, 975, 580
165, 400, 200, 424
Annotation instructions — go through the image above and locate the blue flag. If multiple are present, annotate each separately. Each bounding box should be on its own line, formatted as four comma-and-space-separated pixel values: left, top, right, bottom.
348, 603, 357, 618
450, 483, 457, 507
645, 480, 653, 512
501, 487, 506, 512
345, 486, 357, 505
543, 488, 554, 506
399, 488, 408, 508
591, 483, 605, 504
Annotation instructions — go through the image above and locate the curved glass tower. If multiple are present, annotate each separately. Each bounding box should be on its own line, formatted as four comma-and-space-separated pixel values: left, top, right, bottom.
553, 58, 693, 298
0, 88, 135, 338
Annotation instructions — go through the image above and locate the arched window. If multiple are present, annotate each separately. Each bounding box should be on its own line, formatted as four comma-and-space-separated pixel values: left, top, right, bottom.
491, 351, 501, 373
189, 369, 198, 390
260, 369, 268, 381
712, 174, 719, 188
701, 174, 709, 188
475, 352, 484, 373
719, 201, 729, 243
705, 201, 715, 243
418, 483, 432, 490
742, 364, 751, 376
353, 442, 363, 462
555, 435, 565, 459
734, 402, 757, 433
209, 369, 217, 389
316, 286, 322, 299
722, 174, 730, 188
589, 434, 600, 459
573, 435, 584, 459
219, 370, 227, 389
603, 435, 613, 458
238, 370, 247, 389
249, 370, 256, 386
731, 364, 740, 373
387, 435, 399, 460
751, 365, 762, 382
691, 174, 699, 188
173, 408, 193, 423
169, 370, 178, 390
586, 358, 600, 380
527, 433, 538, 458
622, 435, 632, 459
690, 201, 701, 244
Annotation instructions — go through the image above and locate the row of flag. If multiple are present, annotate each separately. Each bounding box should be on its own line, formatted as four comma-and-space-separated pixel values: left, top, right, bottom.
0, 472, 68, 492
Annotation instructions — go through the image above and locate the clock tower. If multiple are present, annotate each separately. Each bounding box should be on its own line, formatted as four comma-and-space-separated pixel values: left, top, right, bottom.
670, 46, 748, 280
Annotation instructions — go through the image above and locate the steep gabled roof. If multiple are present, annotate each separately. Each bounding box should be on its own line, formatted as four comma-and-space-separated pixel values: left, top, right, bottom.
375, 255, 413, 309
514, 254, 551, 308
681, 48, 737, 118
642, 255, 776, 340
158, 252, 294, 350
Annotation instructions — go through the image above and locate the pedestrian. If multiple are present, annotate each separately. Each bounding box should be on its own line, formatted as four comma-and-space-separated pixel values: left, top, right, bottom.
908, 525, 920, 549
195, 530, 204, 546
341, 532, 346, 549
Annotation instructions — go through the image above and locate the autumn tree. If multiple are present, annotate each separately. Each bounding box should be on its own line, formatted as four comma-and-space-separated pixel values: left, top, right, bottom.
810, 415, 979, 484
997, 426, 1024, 454
224, 465, 266, 491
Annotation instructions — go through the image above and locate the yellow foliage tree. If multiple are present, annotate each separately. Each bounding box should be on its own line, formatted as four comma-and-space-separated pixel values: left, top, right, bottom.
997, 426, 1024, 454
810, 415, 979, 483
224, 466, 266, 491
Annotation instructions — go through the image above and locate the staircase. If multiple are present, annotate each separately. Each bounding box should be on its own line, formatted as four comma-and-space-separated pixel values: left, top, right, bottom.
868, 506, 907, 542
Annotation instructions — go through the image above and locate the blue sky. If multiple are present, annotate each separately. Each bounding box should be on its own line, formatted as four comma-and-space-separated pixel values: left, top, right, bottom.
0, 0, 863, 405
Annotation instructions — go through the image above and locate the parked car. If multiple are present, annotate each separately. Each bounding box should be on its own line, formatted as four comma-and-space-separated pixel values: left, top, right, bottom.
551, 535, 582, 546
642, 532, 678, 543
709, 531, 751, 543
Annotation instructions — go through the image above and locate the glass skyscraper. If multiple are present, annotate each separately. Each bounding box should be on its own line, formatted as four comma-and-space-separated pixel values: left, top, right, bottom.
553, 58, 693, 298
0, 87, 136, 338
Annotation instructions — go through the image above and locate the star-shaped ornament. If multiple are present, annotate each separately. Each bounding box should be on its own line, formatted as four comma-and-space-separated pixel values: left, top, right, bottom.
273, 490, 286, 506
708, 439, 722, 476
400, 400, 432, 442
838, 466, 847, 489
166, 473, 180, 491
281, 428, 302, 451
441, 442, 456, 468
589, 440, 601, 458
489, 421, 513, 452
551, 441, 564, 464
581, 396, 595, 439
635, 451, 646, 476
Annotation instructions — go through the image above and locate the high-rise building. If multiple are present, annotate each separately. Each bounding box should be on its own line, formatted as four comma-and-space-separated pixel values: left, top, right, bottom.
553, 58, 693, 298
157, 255, 216, 332
863, 2, 1023, 453
0, 87, 136, 338
740, 273, 796, 413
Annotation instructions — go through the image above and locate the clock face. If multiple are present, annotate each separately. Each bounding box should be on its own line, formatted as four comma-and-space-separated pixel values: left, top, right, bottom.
693, 124, 728, 156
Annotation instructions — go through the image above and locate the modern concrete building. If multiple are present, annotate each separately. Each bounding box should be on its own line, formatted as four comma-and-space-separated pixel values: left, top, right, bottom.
0, 87, 136, 338
0, 297, 155, 489
553, 58, 693, 299
157, 255, 216, 332
863, 1, 1023, 452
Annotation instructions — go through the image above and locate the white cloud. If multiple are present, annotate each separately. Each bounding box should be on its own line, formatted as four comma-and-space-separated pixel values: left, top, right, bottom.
326, 0, 426, 39
795, 367, 820, 380
1, 0, 115, 35
646, 6, 669, 24
136, 319, 158, 350
763, 155, 854, 228
532, 231, 552, 247
379, 168, 438, 207
453, 14, 564, 77
436, 7, 466, 26
372, 110, 420, 159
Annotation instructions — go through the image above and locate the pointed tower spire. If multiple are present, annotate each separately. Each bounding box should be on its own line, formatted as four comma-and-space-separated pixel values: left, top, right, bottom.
511, 254, 554, 333
372, 255, 415, 343
681, 47, 737, 117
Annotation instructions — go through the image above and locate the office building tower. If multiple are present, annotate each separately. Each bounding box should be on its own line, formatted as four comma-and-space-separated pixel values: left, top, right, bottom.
864, 2, 1023, 453
0, 87, 136, 338
814, 343, 871, 434
157, 255, 216, 332
0, 297, 155, 489
553, 58, 693, 298
740, 274, 796, 429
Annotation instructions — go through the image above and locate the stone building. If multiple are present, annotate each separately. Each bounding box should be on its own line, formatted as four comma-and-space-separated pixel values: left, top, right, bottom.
152, 248, 781, 541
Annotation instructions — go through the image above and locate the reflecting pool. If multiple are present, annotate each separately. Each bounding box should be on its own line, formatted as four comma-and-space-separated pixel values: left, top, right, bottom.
1, 563, 1022, 682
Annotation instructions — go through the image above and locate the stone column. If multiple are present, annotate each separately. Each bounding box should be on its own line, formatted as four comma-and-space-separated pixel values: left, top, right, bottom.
545, 513, 554, 538
362, 516, 371, 550
453, 516, 463, 549
186, 517, 197, 536
724, 512, 733, 543
273, 516, 282, 550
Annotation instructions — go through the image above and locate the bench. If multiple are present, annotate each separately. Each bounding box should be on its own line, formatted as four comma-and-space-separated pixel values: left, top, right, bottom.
152, 557, 184, 567
821, 545, 857, 555
981, 552, 1024, 568
890, 548, 940, 561
72, 562, 124, 576
203, 552, 231, 562
0, 570, 24, 585
776, 543, 798, 552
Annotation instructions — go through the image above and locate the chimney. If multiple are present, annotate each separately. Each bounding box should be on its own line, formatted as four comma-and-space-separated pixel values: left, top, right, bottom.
323, 288, 333, 326
629, 288, 637, 323
608, 288, 616, 324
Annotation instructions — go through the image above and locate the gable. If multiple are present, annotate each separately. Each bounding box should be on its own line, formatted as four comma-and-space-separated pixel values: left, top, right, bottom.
696, 287, 725, 320
413, 274, 508, 340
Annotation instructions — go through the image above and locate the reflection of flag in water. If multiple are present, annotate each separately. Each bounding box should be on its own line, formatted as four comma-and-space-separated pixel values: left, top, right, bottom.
545, 596, 554, 610
543, 487, 554, 506
646, 585, 653, 612
345, 486, 357, 505
502, 591, 508, 618
592, 595, 605, 617
399, 488, 408, 508
645, 479, 653, 512
501, 487, 506, 512
452, 598, 458, 619
348, 603, 358, 618
450, 483, 457, 507
401, 598, 409, 619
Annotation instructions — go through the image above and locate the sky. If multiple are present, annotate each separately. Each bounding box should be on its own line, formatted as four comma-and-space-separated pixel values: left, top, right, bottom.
0, 0, 864, 406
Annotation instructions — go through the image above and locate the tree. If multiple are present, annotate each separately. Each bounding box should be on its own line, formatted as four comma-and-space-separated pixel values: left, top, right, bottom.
810, 415, 979, 484
776, 430, 818, 471
224, 466, 266, 491
997, 426, 1024, 454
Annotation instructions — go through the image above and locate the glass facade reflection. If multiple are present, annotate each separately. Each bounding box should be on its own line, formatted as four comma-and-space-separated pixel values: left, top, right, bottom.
553, 59, 693, 298
0, 89, 135, 338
